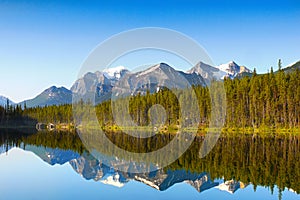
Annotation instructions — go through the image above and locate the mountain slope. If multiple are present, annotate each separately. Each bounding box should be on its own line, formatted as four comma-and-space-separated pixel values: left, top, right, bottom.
26, 145, 80, 165
0, 95, 14, 107
216, 180, 248, 194
186, 61, 252, 80
68, 150, 218, 192
119, 62, 205, 94
20, 86, 72, 108
186, 61, 226, 82
72, 63, 206, 104
103, 66, 129, 79
71, 71, 117, 104
282, 60, 300, 73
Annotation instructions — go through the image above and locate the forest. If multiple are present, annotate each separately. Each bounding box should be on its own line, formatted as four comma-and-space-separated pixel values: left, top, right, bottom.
0, 66, 299, 130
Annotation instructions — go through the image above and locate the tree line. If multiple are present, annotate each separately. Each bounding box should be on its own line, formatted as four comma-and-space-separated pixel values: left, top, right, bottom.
95, 66, 300, 129
1, 65, 299, 129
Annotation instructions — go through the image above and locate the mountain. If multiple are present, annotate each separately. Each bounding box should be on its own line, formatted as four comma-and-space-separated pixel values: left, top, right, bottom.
71, 66, 130, 99
282, 60, 300, 73
8, 143, 250, 194
69, 151, 107, 181
186, 61, 252, 80
0, 95, 14, 107
20, 86, 72, 108
216, 61, 252, 79
72, 63, 206, 104
186, 61, 226, 82
11, 61, 255, 107
216, 179, 248, 194
68, 150, 219, 192
73, 60, 300, 103
133, 169, 218, 192
100, 173, 126, 188
71, 71, 116, 104
117, 63, 205, 94
25, 145, 80, 165
103, 66, 129, 79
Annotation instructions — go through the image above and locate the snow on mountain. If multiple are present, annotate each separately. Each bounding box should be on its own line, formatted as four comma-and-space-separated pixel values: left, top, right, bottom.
135, 63, 167, 77
100, 173, 125, 188
103, 66, 129, 79
216, 61, 252, 79
186, 61, 252, 80
186, 61, 226, 82
215, 179, 248, 194
15, 61, 253, 108
134, 176, 160, 190
115, 62, 205, 96
72, 63, 206, 104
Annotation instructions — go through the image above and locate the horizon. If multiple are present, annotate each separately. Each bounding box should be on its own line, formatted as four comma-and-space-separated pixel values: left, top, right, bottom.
1, 0, 300, 102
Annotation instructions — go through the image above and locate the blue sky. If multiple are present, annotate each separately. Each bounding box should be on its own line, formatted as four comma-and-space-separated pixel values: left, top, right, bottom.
0, 0, 300, 102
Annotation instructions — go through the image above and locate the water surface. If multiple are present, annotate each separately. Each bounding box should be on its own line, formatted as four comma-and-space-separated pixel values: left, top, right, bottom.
0, 130, 299, 200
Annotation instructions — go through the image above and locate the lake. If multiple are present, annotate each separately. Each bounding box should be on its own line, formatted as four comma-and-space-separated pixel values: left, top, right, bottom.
0, 129, 299, 200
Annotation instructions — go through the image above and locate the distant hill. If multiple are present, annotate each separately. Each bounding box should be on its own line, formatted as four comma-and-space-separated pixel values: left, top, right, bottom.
20, 86, 72, 108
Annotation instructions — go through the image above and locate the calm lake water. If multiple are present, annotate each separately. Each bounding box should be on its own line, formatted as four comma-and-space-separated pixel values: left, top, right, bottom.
0, 130, 299, 200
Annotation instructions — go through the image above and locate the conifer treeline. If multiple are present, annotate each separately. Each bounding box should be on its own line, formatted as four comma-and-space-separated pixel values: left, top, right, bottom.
225, 68, 300, 128
1, 68, 299, 129
95, 68, 300, 129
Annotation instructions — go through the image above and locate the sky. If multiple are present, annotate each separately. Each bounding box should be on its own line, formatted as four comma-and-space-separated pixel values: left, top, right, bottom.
0, 0, 300, 102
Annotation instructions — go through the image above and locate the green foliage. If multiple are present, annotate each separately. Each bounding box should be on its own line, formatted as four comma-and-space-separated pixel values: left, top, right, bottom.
167, 135, 300, 193
23, 104, 73, 124
224, 69, 300, 128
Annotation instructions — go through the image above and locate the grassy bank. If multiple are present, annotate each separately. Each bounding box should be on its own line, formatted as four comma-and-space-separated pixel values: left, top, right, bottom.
77, 123, 300, 136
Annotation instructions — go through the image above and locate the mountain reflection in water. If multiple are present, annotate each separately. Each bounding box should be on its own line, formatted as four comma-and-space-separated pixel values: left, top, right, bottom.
0, 129, 299, 199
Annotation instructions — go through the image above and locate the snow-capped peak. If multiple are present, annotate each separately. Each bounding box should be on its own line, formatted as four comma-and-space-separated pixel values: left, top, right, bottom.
103, 66, 127, 79
216, 61, 252, 79
215, 180, 243, 194
217, 61, 238, 74
100, 173, 125, 188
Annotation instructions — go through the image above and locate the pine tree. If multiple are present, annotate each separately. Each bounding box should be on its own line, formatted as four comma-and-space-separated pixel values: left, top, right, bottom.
278, 59, 282, 71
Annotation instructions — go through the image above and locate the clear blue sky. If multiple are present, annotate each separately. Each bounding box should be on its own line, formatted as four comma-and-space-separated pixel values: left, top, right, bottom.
0, 0, 300, 102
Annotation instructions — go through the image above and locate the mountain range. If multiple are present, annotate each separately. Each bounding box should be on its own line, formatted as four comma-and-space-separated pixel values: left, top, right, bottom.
0, 144, 243, 194
1, 60, 299, 108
